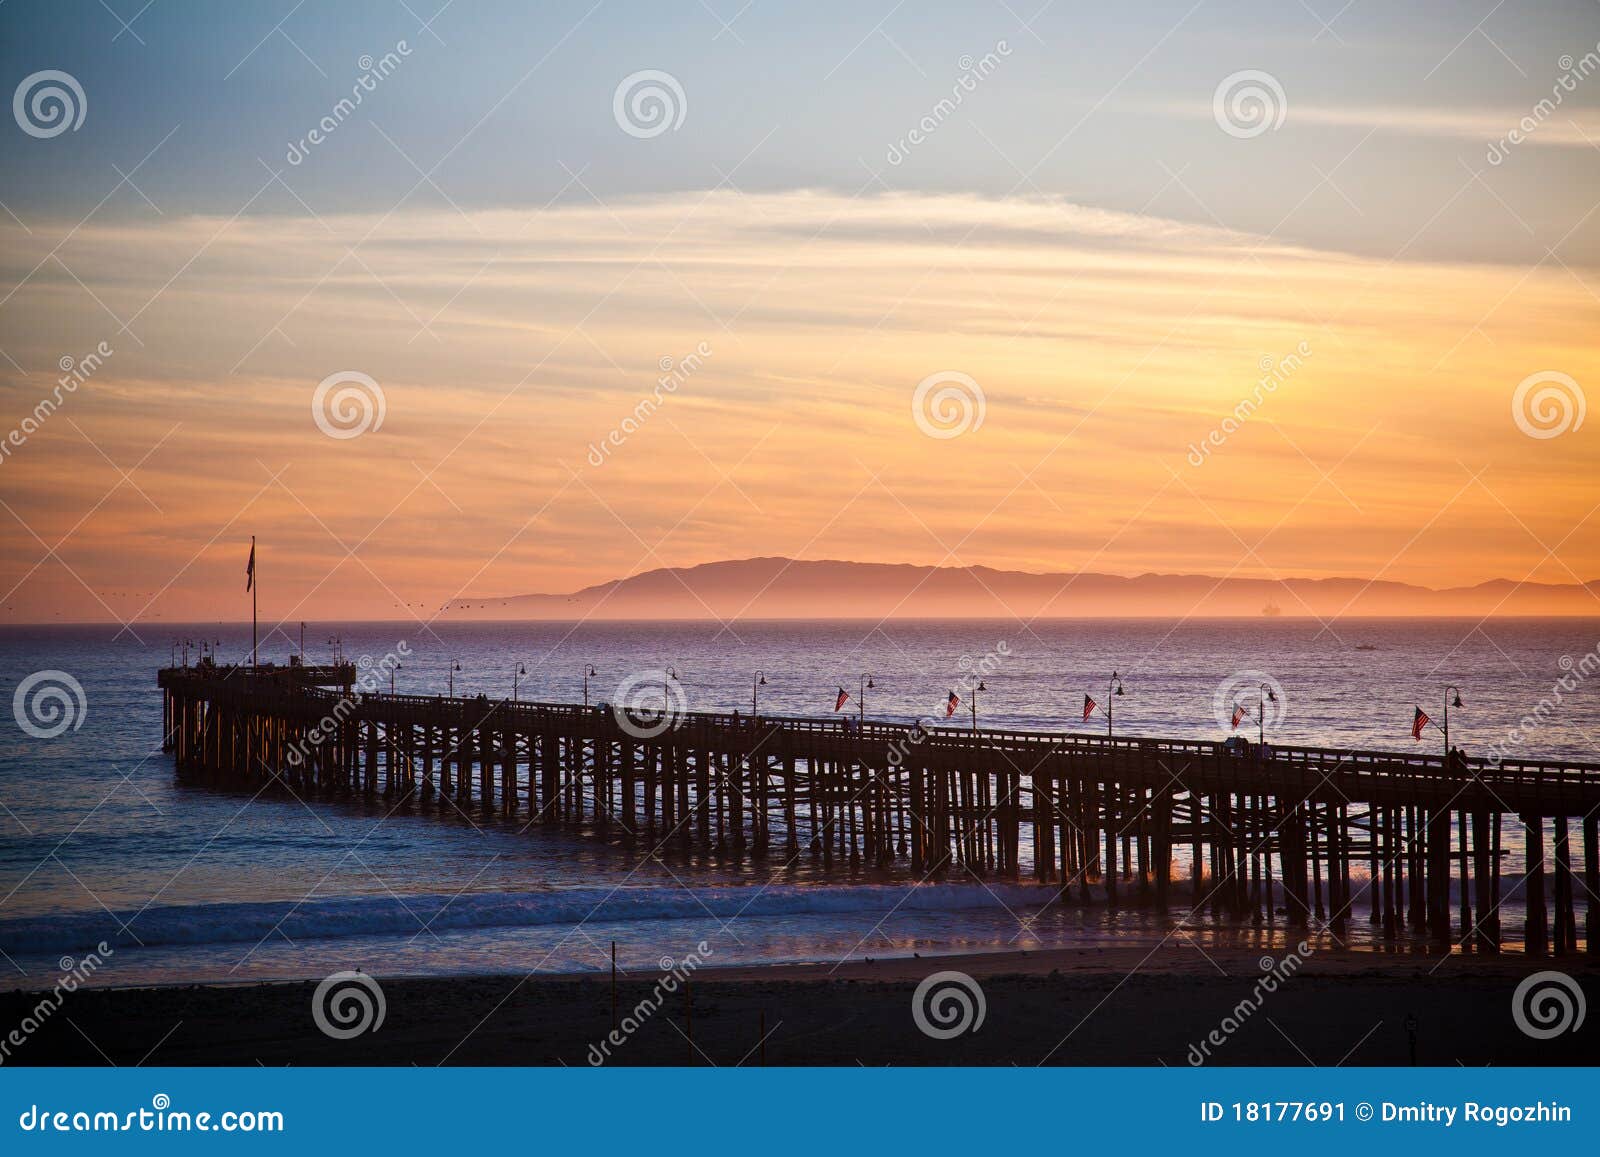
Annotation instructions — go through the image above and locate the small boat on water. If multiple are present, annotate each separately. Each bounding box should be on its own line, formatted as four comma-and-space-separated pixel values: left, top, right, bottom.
1261, 600, 1282, 617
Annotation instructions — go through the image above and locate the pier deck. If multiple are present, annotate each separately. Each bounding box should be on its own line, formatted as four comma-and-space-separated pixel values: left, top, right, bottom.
157, 663, 1600, 956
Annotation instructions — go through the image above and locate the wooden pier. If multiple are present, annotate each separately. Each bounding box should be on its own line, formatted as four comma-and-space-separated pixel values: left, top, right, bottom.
158, 662, 1600, 955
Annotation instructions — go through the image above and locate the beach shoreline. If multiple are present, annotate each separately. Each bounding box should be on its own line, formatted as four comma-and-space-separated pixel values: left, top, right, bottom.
5, 944, 1592, 1067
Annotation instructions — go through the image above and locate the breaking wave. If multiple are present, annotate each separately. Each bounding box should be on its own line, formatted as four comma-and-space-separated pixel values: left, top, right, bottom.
0, 882, 1053, 956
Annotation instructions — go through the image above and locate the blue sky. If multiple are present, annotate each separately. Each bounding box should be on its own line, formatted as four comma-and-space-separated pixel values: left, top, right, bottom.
4, 0, 1599, 263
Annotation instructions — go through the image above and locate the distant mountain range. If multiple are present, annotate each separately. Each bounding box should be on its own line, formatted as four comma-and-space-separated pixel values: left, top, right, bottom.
444, 557, 1600, 620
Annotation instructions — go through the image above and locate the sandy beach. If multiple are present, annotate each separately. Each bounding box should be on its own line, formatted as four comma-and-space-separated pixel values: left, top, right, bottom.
5, 945, 1593, 1067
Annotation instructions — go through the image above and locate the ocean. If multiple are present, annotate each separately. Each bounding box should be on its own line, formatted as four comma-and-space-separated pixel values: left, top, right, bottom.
1, 617, 1596, 988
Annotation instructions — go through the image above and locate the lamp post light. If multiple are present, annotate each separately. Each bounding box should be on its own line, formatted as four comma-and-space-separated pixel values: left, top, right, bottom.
971, 679, 987, 732
752, 671, 767, 716
513, 662, 527, 702
391, 662, 401, 694
1105, 671, 1125, 737
448, 659, 462, 697
1257, 682, 1277, 747
582, 665, 597, 707
858, 673, 875, 725
1443, 685, 1464, 760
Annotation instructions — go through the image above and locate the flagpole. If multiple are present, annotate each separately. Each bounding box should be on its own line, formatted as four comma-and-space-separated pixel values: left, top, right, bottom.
251, 535, 257, 668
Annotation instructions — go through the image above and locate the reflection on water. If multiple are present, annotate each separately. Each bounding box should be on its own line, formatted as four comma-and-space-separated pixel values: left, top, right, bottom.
0, 618, 1592, 987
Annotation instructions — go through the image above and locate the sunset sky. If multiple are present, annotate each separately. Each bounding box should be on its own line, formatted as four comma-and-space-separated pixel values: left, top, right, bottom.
1, 1, 1597, 624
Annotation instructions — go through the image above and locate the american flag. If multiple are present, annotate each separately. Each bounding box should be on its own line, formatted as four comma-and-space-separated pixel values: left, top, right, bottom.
834, 687, 849, 712
245, 537, 255, 592
945, 690, 959, 718
1082, 695, 1096, 723
1412, 706, 1430, 740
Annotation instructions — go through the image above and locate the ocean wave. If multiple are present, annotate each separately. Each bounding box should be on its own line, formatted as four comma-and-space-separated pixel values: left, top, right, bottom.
0, 882, 1054, 956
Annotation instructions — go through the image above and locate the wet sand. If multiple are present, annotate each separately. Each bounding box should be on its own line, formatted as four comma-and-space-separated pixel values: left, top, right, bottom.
5, 945, 1594, 1066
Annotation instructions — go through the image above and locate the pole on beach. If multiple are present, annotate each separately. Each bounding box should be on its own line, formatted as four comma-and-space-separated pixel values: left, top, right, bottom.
685, 977, 693, 1065
611, 941, 617, 1031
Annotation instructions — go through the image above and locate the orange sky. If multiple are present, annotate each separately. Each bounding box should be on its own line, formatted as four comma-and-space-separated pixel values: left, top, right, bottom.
0, 191, 1596, 624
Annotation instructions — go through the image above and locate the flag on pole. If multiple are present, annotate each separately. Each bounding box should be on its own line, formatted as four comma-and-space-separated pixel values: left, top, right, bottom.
834, 687, 849, 712
246, 537, 255, 592
945, 690, 960, 718
1412, 706, 1430, 740
1232, 703, 1247, 730
1082, 695, 1097, 722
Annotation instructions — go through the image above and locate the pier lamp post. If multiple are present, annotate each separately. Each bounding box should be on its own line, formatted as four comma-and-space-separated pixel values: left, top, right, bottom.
391, 662, 401, 694
1443, 685, 1464, 760
448, 659, 462, 697
582, 665, 597, 707
858, 674, 874, 725
971, 680, 987, 732
513, 662, 527, 703
1105, 672, 1125, 737
1257, 682, 1277, 747
752, 671, 767, 716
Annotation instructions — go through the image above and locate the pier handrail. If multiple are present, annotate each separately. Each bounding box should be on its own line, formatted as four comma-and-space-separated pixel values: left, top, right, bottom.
159, 665, 1600, 794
